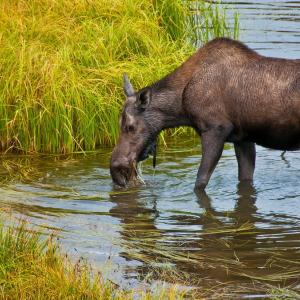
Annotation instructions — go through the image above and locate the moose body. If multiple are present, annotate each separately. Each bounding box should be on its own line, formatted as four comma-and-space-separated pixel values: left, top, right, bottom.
110, 38, 300, 190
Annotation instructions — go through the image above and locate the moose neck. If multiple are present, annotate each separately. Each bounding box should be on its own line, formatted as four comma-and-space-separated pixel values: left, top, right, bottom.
149, 50, 204, 132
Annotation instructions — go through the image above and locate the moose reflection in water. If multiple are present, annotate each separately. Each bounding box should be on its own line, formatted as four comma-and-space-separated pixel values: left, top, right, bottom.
110, 183, 300, 295
110, 38, 300, 191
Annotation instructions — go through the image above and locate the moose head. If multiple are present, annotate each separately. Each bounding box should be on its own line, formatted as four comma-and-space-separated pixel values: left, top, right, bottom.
110, 75, 158, 187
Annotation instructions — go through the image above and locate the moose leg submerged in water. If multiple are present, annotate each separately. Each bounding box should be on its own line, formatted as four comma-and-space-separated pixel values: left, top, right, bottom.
110, 38, 300, 190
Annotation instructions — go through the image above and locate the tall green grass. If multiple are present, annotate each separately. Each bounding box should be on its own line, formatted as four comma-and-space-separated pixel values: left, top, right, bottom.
0, 0, 239, 153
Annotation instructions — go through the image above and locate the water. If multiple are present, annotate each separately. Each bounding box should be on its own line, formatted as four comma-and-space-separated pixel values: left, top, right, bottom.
224, 0, 300, 58
1, 1, 300, 298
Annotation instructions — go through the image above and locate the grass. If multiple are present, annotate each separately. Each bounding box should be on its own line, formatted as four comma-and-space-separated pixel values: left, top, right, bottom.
270, 288, 300, 300
0, 0, 239, 154
0, 218, 191, 299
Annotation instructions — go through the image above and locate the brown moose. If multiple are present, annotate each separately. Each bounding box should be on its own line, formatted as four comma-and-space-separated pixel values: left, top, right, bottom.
110, 38, 300, 190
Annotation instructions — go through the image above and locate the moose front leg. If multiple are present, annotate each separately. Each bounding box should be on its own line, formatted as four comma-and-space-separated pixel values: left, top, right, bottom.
195, 124, 233, 191
234, 141, 256, 181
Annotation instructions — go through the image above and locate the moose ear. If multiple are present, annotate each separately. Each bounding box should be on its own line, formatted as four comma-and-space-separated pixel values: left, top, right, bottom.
136, 89, 151, 110
123, 74, 135, 97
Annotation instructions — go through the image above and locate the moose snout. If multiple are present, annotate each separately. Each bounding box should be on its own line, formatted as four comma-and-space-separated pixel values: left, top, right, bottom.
110, 156, 136, 187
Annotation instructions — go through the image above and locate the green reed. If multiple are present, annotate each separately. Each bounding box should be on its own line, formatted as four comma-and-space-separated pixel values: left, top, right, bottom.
0, 0, 239, 153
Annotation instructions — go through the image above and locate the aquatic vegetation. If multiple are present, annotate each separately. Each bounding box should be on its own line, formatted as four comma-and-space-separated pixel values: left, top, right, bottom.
0, 218, 190, 299
119, 221, 300, 299
0, 157, 42, 184
109, 187, 300, 299
0, 0, 239, 153
270, 287, 300, 300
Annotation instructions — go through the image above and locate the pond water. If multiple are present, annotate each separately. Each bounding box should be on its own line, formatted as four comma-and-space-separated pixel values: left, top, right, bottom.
224, 0, 300, 59
1, 1, 300, 298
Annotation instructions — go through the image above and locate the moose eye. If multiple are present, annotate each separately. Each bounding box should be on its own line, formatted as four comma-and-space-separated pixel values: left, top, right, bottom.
127, 125, 135, 133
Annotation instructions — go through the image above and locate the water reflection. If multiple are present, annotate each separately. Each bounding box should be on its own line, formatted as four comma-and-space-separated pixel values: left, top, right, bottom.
106, 179, 300, 296
109, 189, 162, 280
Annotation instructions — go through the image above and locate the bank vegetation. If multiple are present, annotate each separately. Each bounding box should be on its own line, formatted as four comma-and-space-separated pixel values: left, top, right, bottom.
0, 0, 238, 153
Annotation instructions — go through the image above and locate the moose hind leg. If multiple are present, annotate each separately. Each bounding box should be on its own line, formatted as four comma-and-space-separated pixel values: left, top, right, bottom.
234, 141, 256, 181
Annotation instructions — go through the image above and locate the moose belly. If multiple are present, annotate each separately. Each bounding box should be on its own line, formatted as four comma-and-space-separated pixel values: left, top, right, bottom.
247, 125, 300, 151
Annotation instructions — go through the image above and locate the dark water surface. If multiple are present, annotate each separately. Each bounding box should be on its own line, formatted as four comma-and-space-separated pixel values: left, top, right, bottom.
1, 1, 300, 298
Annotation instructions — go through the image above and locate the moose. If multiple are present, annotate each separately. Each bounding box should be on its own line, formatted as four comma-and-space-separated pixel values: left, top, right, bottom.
110, 38, 300, 190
